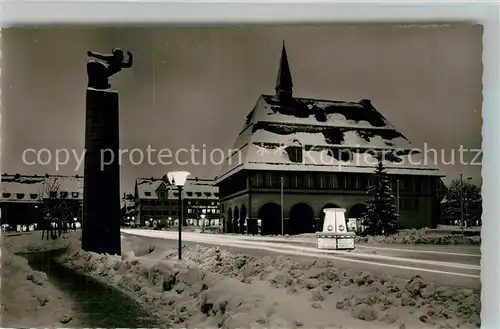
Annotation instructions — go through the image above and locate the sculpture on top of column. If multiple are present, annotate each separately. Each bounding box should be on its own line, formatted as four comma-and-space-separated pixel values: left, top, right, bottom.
87, 48, 133, 90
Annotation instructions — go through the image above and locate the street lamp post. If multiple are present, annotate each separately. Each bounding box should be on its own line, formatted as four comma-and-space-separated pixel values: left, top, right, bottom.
459, 174, 472, 234
396, 179, 400, 214
201, 213, 206, 233
166, 171, 190, 260
280, 176, 284, 236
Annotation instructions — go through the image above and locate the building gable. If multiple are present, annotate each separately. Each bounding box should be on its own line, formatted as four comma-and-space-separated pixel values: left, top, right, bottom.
215, 45, 445, 184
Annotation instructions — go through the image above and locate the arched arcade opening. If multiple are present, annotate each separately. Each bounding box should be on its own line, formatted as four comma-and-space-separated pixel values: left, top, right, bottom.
240, 205, 247, 235
347, 203, 368, 232
227, 207, 233, 233
289, 203, 315, 235
258, 203, 281, 236
233, 206, 240, 234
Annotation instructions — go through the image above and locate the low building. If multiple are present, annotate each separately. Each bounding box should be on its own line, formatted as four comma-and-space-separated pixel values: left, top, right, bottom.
215, 44, 447, 235
121, 193, 136, 225
0, 173, 83, 229
133, 177, 220, 227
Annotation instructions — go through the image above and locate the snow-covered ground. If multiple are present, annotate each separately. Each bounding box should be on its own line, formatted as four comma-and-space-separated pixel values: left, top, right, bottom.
57, 233, 480, 329
2, 230, 481, 329
1, 232, 79, 328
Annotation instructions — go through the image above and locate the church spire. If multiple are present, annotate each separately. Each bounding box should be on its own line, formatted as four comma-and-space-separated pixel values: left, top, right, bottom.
275, 41, 293, 102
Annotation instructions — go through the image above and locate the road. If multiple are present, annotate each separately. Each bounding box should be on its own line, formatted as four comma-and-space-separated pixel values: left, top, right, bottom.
121, 229, 481, 288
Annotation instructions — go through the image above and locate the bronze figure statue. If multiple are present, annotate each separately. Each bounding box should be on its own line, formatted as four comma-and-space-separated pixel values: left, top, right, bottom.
87, 48, 133, 89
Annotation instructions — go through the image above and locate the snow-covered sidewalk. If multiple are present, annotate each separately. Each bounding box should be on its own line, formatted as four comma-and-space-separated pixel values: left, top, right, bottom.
58, 233, 480, 329
1, 232, 80, 328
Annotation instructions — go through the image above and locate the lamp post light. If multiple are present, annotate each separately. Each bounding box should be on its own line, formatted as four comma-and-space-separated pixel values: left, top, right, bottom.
200, 213, 206, 233
166, 171, 190, 260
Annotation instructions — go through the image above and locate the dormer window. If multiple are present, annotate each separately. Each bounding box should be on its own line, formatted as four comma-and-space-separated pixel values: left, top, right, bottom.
30, 193, 38, 199
3, 193, 11, 198
145, 192, 151, 197
286, 146, 303, 163
16, 193, 25, 199
187, 192, 193, 197
195, 192, 202, 197
204, 192, 212, 197
72, 192, 79, 198
49, 191, 57, 198
214, 192, 219, 198
60, 192, 68, 198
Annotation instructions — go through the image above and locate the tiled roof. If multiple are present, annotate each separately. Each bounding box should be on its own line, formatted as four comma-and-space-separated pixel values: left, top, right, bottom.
216, 94, 445, 184
0, 174, 83, 202
135, 177, 219, 200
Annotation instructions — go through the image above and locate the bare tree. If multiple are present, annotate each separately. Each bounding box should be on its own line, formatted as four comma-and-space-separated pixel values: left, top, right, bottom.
443, 180, 482, 227
38, 177, 74, 240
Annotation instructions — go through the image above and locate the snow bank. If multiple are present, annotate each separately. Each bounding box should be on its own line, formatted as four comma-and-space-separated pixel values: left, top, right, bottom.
355, 229, 481, 245
1, 233, 80, 327
58, 235, 480, 329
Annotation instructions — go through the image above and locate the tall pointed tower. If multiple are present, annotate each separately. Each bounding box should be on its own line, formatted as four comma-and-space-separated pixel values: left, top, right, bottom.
275, 42, 293, 104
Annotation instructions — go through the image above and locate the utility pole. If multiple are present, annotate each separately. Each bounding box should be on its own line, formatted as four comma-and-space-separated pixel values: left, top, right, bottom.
460, 173, 464, 234
396, 179, 400, 214
280, 176, 284, 236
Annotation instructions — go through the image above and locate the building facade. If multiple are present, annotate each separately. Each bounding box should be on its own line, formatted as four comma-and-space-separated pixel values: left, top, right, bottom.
215, 44, 447, 236
121, 193, 136, 225
133, 177, 220, 226
0, 173, 83, 229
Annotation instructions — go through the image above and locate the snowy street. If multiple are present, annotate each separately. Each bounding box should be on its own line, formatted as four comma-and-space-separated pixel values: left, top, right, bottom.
121, 229, 481, 288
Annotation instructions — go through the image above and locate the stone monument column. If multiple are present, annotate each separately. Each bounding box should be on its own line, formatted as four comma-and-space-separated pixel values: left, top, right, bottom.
82, 48, 133, 255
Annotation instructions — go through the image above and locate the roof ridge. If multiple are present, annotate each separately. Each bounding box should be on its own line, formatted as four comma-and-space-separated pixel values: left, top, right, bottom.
261, 93, 363, 105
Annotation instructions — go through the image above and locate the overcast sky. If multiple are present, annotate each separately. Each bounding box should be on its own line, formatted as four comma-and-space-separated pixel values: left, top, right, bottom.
1, 24, 483, 194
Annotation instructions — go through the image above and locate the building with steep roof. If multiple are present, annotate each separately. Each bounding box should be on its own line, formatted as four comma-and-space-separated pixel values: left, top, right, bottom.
133, 177, 219, 226
215, 43, 447, 235
0, 173, 83, 228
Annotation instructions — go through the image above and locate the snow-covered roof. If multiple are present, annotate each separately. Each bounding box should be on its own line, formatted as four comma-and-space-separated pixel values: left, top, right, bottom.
135, 177, 219, 200
216, 95, 445, 184
0, 174, 84, 202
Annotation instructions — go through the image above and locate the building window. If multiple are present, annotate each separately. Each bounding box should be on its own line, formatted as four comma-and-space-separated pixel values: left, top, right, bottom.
145, 192, 151, 197
338, 175, 347, 189
186, 192, 193, 197
254, 172, 264, 187
281, 175, 290, 188
16, 193, 25, 199
188, 209, 192, 214
408, 176, 416, 192
265, 172, 279, 188
49, 191, 57, 198
286, 146, 303, 163
72, 192, 79, 198
326, 174, 338, 189
304, 174, 314, 189
314, 174, 325, 189
60, 192, 68, 198
30, 193, 38, 199
401, 199, 418, 211
3, 193, 11, 198
348, 175, 363, 190
290, 174, 303, 189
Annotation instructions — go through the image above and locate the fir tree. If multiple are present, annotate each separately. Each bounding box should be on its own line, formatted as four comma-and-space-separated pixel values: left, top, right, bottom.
362, 155, 400, 236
